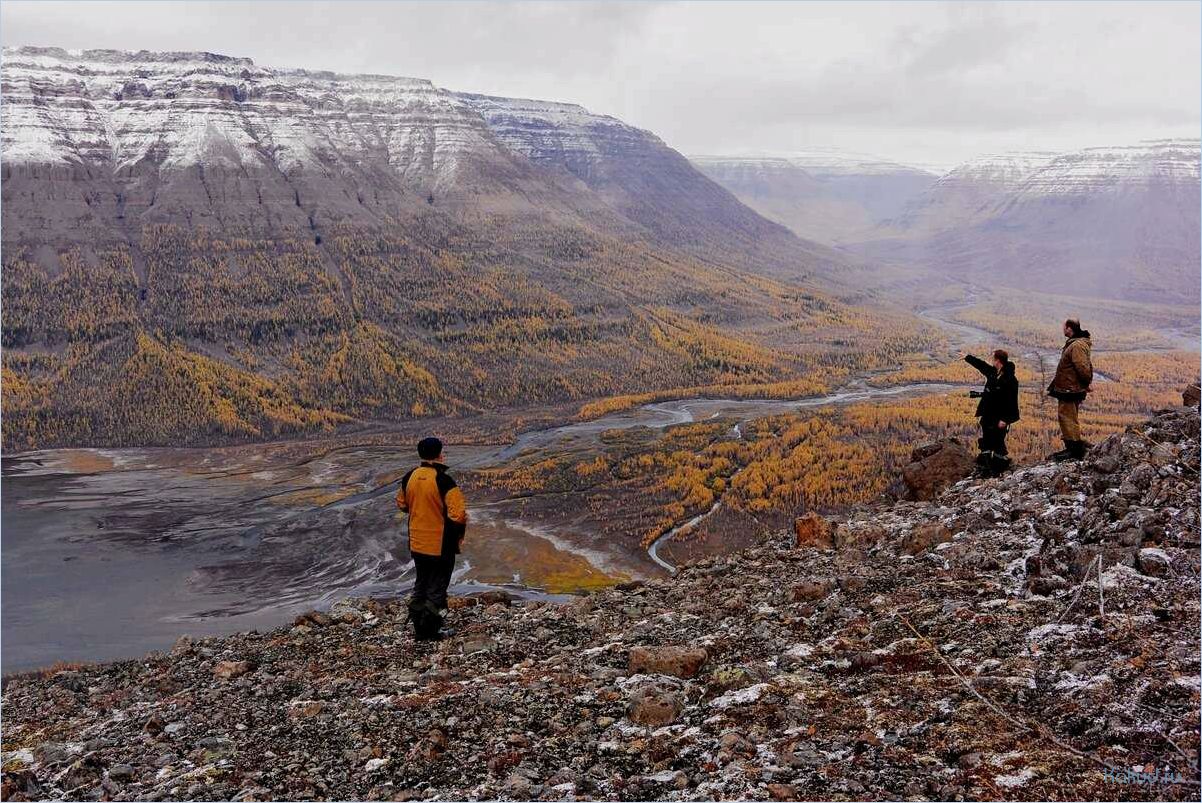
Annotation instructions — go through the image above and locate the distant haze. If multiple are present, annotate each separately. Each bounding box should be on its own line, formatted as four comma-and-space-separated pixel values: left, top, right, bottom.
1, 0, 1198, 168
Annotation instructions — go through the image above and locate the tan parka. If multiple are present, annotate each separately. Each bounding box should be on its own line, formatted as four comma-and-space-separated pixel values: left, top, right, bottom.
1051, 335, 1093, 396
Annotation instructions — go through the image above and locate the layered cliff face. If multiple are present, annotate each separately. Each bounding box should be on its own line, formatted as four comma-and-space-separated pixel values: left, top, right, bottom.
881, 152, 1057, 234
851, 140, 1201, 302
1, 47, 864, 450
1, 46, 814, 265
698, 140, 1200, 303
0, 47, 608, 244
458, 93, 836, 272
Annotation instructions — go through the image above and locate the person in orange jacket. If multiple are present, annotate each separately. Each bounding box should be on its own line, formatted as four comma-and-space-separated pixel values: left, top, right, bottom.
396, 437, 467, 640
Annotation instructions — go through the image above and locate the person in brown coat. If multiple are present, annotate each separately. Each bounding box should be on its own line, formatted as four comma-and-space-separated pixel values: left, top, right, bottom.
1047, 319, 1093, 460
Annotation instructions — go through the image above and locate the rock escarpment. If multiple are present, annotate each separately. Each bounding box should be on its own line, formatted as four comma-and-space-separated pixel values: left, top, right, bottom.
1, 45, 813, 271
2, 46, 859, 451
2, 408, 1198, 800
851, 140, 1202, 303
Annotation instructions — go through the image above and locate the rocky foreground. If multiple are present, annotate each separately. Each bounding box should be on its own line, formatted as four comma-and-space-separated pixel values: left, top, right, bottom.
3, 407, 1200, 801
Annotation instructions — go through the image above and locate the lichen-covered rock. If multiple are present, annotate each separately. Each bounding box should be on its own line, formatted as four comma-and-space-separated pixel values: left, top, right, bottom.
211, 659, 253, 679
1183, 383, 1200, 407
899, 522, 953, 555
626, 684, 683, 726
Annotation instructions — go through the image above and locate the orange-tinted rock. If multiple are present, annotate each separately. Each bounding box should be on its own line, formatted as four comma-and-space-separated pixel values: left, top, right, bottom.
628, 646, 709, 678
899, 522, 953, 555
767, 783, 798, 801
212, 660, 253, 680
793, 512, 834, 549
627, 686, 683, 726
902, 439, 974, 501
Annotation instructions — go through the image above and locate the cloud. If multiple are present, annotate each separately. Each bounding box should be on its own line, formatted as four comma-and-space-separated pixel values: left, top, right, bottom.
1, 0, 1197, 167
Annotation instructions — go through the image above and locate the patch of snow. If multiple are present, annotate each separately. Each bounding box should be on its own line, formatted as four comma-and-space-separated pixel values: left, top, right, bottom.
615, 673, 683, 691
646, 770, 680, 783
2, 749, 34, 767
1054, 672, 1111, 693
361, 694, 393, 707
1026, 623, 1078, 642
994, 768, 1036, 788
710, 683, 773, 709
1101, 564, 1159, 590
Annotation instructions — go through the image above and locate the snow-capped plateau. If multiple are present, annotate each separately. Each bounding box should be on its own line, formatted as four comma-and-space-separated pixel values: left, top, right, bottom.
1, 45, 822, 283
846, 139, 1200, 303
690, 152, 939, 244
1013, 140, 1201, 197
2, 46, 521, 185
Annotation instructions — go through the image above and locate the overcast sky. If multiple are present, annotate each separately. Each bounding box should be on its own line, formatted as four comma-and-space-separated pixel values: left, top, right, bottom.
2, 1, 1198, 169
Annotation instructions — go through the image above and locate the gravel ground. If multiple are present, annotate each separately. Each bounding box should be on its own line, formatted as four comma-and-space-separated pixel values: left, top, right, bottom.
3, 407, 1199, 801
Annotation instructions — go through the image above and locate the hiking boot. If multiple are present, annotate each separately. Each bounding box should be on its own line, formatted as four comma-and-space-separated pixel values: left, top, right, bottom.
1067, 440, 1088, 460
414, 629, 446, 642
988, 454, 1012, 475
409, 602, 444, 641
1050, 442, 1074, 461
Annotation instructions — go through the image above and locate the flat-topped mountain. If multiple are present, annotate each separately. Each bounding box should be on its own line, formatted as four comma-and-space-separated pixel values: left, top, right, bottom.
852, 140, 1202, 302
697, 141, 1200, 303
1, 46, 831, 273
0, 47, 870, 451
690, 153, 938, 245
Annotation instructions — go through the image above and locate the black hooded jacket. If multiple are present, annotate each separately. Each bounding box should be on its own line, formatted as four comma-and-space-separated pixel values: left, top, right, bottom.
965, 355, 1021, 424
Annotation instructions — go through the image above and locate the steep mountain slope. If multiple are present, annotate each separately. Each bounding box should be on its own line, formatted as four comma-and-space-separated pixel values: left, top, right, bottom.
457, 95, 841, 276
850, 140, 1201, 303
3, 405, 1197, 800
0, 48, 611, 243
1, 46, 891, 450
0, 47, 829, 275
691, 154, 938, 245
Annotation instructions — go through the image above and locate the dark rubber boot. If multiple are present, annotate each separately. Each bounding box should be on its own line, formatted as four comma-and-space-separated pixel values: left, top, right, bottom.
409, 602, 442, 641
1067, 440, 1088, 460
1051, 440, 1073, 461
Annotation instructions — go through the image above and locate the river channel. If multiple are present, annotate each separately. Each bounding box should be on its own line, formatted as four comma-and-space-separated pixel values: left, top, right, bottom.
2, 378, 961, 672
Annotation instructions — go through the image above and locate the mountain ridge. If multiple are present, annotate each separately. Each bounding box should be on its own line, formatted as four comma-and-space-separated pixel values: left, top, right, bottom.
695, 140, 1201, 303
1, 45, 896, 451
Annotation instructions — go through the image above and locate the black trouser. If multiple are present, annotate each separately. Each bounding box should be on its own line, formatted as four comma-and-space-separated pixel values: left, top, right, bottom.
978, 418, 1009, 456
409, 552, 456, 617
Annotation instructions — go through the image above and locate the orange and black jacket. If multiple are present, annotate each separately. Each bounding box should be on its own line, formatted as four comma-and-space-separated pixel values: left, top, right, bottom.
396, 461, 467, 557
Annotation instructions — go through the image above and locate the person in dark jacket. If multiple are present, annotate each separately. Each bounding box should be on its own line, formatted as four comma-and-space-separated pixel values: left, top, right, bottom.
1047, 319, 1093, 461
396, 437, 468, 641
963, 349, 1020, 475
